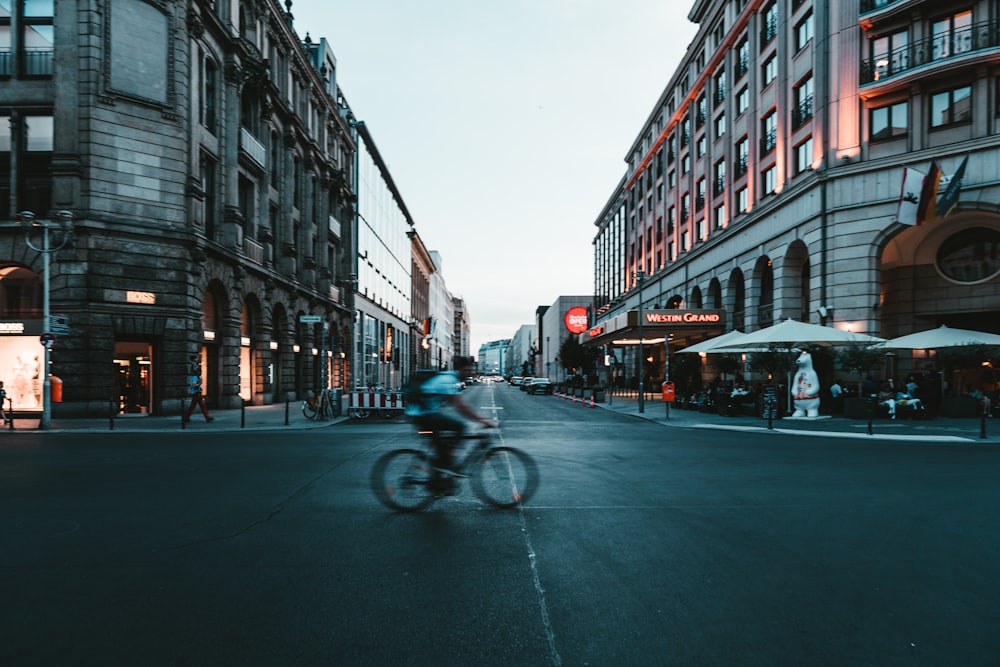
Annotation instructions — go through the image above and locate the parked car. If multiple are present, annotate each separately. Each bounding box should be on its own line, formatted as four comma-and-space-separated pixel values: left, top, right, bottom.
527, 378, 553, 395
520, 377, 537, 391
511, 376, 524, 386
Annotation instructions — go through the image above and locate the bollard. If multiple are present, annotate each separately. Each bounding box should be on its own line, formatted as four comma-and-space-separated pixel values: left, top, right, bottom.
181, 398, 187, 430
8, 399, 13, 430
241, 400, 246, 428
109, 397, 115, 430
285, 399, 290, 426
867, 394, 876, 436
982, 402, 988, 440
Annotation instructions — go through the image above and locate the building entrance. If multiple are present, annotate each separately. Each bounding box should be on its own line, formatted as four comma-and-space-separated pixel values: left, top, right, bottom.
114, 341, 153, 414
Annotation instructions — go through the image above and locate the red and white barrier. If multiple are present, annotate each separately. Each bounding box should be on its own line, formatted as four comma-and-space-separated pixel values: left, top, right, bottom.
349, 392, 404, 409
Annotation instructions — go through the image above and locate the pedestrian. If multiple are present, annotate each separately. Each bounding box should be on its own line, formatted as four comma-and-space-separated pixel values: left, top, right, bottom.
0, 380, 9, 424
184, 355, 213, 422
829, 378, 844, 414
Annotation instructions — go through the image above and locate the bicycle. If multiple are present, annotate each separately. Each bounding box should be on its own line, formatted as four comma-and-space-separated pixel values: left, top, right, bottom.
302, 388, 337, 421
370, 428, 539, 511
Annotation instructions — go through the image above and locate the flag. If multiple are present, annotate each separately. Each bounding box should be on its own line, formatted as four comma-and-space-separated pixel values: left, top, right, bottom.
935, 156, 968, 219
915, 161, 942, 225
895, 166, 924, 226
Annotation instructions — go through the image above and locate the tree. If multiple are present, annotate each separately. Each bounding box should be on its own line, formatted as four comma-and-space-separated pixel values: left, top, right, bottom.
836, 344, 885, 394
934, 344, 999, 394
748, 345, 798, 379
559, 336, 594, 379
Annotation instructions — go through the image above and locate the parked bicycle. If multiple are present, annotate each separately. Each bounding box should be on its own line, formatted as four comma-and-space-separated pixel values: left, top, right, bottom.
302, 388, 337, 421
370, 428, 539, 511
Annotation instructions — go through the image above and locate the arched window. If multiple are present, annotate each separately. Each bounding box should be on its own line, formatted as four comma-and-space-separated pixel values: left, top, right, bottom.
0, 265, 42, 318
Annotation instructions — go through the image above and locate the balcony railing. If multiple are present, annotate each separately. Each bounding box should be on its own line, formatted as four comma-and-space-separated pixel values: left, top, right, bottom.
243, 237, 264, 264
734, 155, 748, 178
760, 16, 777, 45
791, 94, 814, 129
21, 47, 53, 76
859, 0, 902, 14
760, 128, 777, 154
757, 303, 775, 329
861, 19, 1000, 85
714, 176, 726, 195
239, 127, 267, 167
0, 49, 10, 76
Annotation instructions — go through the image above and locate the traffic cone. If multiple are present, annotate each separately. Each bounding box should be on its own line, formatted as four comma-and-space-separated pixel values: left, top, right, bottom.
589, 394, 596, 408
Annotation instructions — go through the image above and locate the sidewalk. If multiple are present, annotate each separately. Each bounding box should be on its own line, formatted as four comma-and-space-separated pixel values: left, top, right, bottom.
590, 394, 997, 443
8, 402, 352, 434
10, 396, 998, 442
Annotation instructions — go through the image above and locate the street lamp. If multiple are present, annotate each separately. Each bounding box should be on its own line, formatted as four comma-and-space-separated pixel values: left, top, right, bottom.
17, 210, 74, 429
636, 269, 645, 414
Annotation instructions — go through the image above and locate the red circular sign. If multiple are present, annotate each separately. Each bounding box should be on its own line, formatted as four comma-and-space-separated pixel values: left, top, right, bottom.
564, 307, 589, 334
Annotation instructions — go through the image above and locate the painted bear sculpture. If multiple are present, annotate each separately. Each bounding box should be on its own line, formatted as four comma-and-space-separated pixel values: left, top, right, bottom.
792, 351, 821, 417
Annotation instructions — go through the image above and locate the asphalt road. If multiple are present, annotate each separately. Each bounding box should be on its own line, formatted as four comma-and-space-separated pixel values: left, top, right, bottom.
3, 381, 1000, 666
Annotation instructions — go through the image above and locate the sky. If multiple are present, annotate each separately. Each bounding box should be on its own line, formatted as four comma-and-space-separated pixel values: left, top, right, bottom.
291, 0, 699, 354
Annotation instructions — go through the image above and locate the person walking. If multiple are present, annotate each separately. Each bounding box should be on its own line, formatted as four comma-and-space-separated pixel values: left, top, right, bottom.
0, 380, 9, 425
184, 356, 213, 422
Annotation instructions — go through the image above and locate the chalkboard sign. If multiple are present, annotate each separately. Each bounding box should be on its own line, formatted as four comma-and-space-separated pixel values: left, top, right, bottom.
762, 385, 778, 419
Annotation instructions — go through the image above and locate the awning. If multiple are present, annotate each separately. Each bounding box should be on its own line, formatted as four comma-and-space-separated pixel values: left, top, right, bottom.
580, 309, 727, 348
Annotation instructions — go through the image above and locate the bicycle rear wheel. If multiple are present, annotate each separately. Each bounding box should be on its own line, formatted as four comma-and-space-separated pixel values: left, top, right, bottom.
371, 448, 437, 512
471, 447, 539, 508
302, 398, 318, 420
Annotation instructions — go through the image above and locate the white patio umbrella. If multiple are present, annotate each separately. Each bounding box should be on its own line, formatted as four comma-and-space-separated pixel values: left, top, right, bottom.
676, 329, 747, 354
879, 325, 1000, 350
712, 318, 886, 350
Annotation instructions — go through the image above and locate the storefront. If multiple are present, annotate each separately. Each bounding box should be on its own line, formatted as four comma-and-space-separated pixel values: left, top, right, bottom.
0, 319, 46, 412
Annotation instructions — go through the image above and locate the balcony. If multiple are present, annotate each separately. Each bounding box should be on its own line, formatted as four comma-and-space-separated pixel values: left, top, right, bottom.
791, 94, 814, 129
734, 155, 748, 178
861, 19, 1000, 86
21, 47, 53, 76
0, 49, 10, 76
760, 16, 777, 45
760, 129, 777, 154
239, 127, 266, 167
243, 237, 264, 264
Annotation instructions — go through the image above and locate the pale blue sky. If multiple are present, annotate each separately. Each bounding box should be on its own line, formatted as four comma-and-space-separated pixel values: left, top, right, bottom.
292, 0, 698, 354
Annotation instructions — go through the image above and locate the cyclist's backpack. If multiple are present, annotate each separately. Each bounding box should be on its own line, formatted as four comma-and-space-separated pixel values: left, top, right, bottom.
403, 369, 439, 412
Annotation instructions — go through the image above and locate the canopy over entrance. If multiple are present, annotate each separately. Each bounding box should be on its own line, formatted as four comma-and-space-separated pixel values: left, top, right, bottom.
580, 309, 727, 348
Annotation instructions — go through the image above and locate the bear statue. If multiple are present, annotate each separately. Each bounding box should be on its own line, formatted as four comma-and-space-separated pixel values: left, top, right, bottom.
792, 350, 821, 418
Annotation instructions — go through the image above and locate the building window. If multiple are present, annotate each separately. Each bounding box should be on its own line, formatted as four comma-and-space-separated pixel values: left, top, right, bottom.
870, 100, 908, 141
736, 37, 749, 78
714, 70, 727, 107
714, 160, 726, 195
869, 29, 909, 82
735, 137, 749, 177
794, 136, 813, 174
737, 186, 749, 213
204, 58, 218, 133
762, 165, 777, 196
715, 113, 726, 139
762, 55, 777, 87
761, 2, 777, 45
696, 135, 707, 158
737, 87, 749, 115
696, 178, 706, 211
932, 10, 973, 60
792, 75, 813, 129
930, 85, 972, 128
714, 202, 727, 229
682, 154, 690, 175
21, 0, 55, 77
760, 111, 777, 154
794, 11, 813, 51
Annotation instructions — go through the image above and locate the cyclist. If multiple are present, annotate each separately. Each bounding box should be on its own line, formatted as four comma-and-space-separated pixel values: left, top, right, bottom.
404, 356, 495, 493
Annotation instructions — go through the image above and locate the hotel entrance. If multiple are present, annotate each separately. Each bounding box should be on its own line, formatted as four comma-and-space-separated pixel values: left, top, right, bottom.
114, 341, 153, 414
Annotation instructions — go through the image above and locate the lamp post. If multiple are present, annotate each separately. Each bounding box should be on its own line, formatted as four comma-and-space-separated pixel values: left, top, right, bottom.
636, 269, 645, 413
17, 210, 74, 430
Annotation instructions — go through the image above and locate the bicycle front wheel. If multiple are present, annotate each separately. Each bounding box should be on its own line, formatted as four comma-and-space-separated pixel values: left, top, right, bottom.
371, 448, 437, 512
302, 399, 318, 420
472, 447, 539, 508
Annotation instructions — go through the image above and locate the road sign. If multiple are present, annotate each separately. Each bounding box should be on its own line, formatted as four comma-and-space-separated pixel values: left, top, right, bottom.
40, 332, 57, 348
49, 315, 70, 334
299, 315, 322, 324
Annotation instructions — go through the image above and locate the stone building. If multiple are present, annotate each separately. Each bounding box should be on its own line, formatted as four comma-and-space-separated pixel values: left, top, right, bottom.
0, 0, 357, 417
587, 0, 1000, 388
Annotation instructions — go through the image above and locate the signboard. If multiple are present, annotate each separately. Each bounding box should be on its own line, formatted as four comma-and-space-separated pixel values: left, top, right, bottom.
40, 332, 56, 348
49, 315, 70, 334
564, 306, 589, 334
299, 315, 322, 324
762, 385, 778, 419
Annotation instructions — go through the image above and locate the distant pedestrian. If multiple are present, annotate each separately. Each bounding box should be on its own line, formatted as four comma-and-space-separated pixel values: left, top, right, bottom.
0, 381, 9, 424
184, 355, 213, 422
